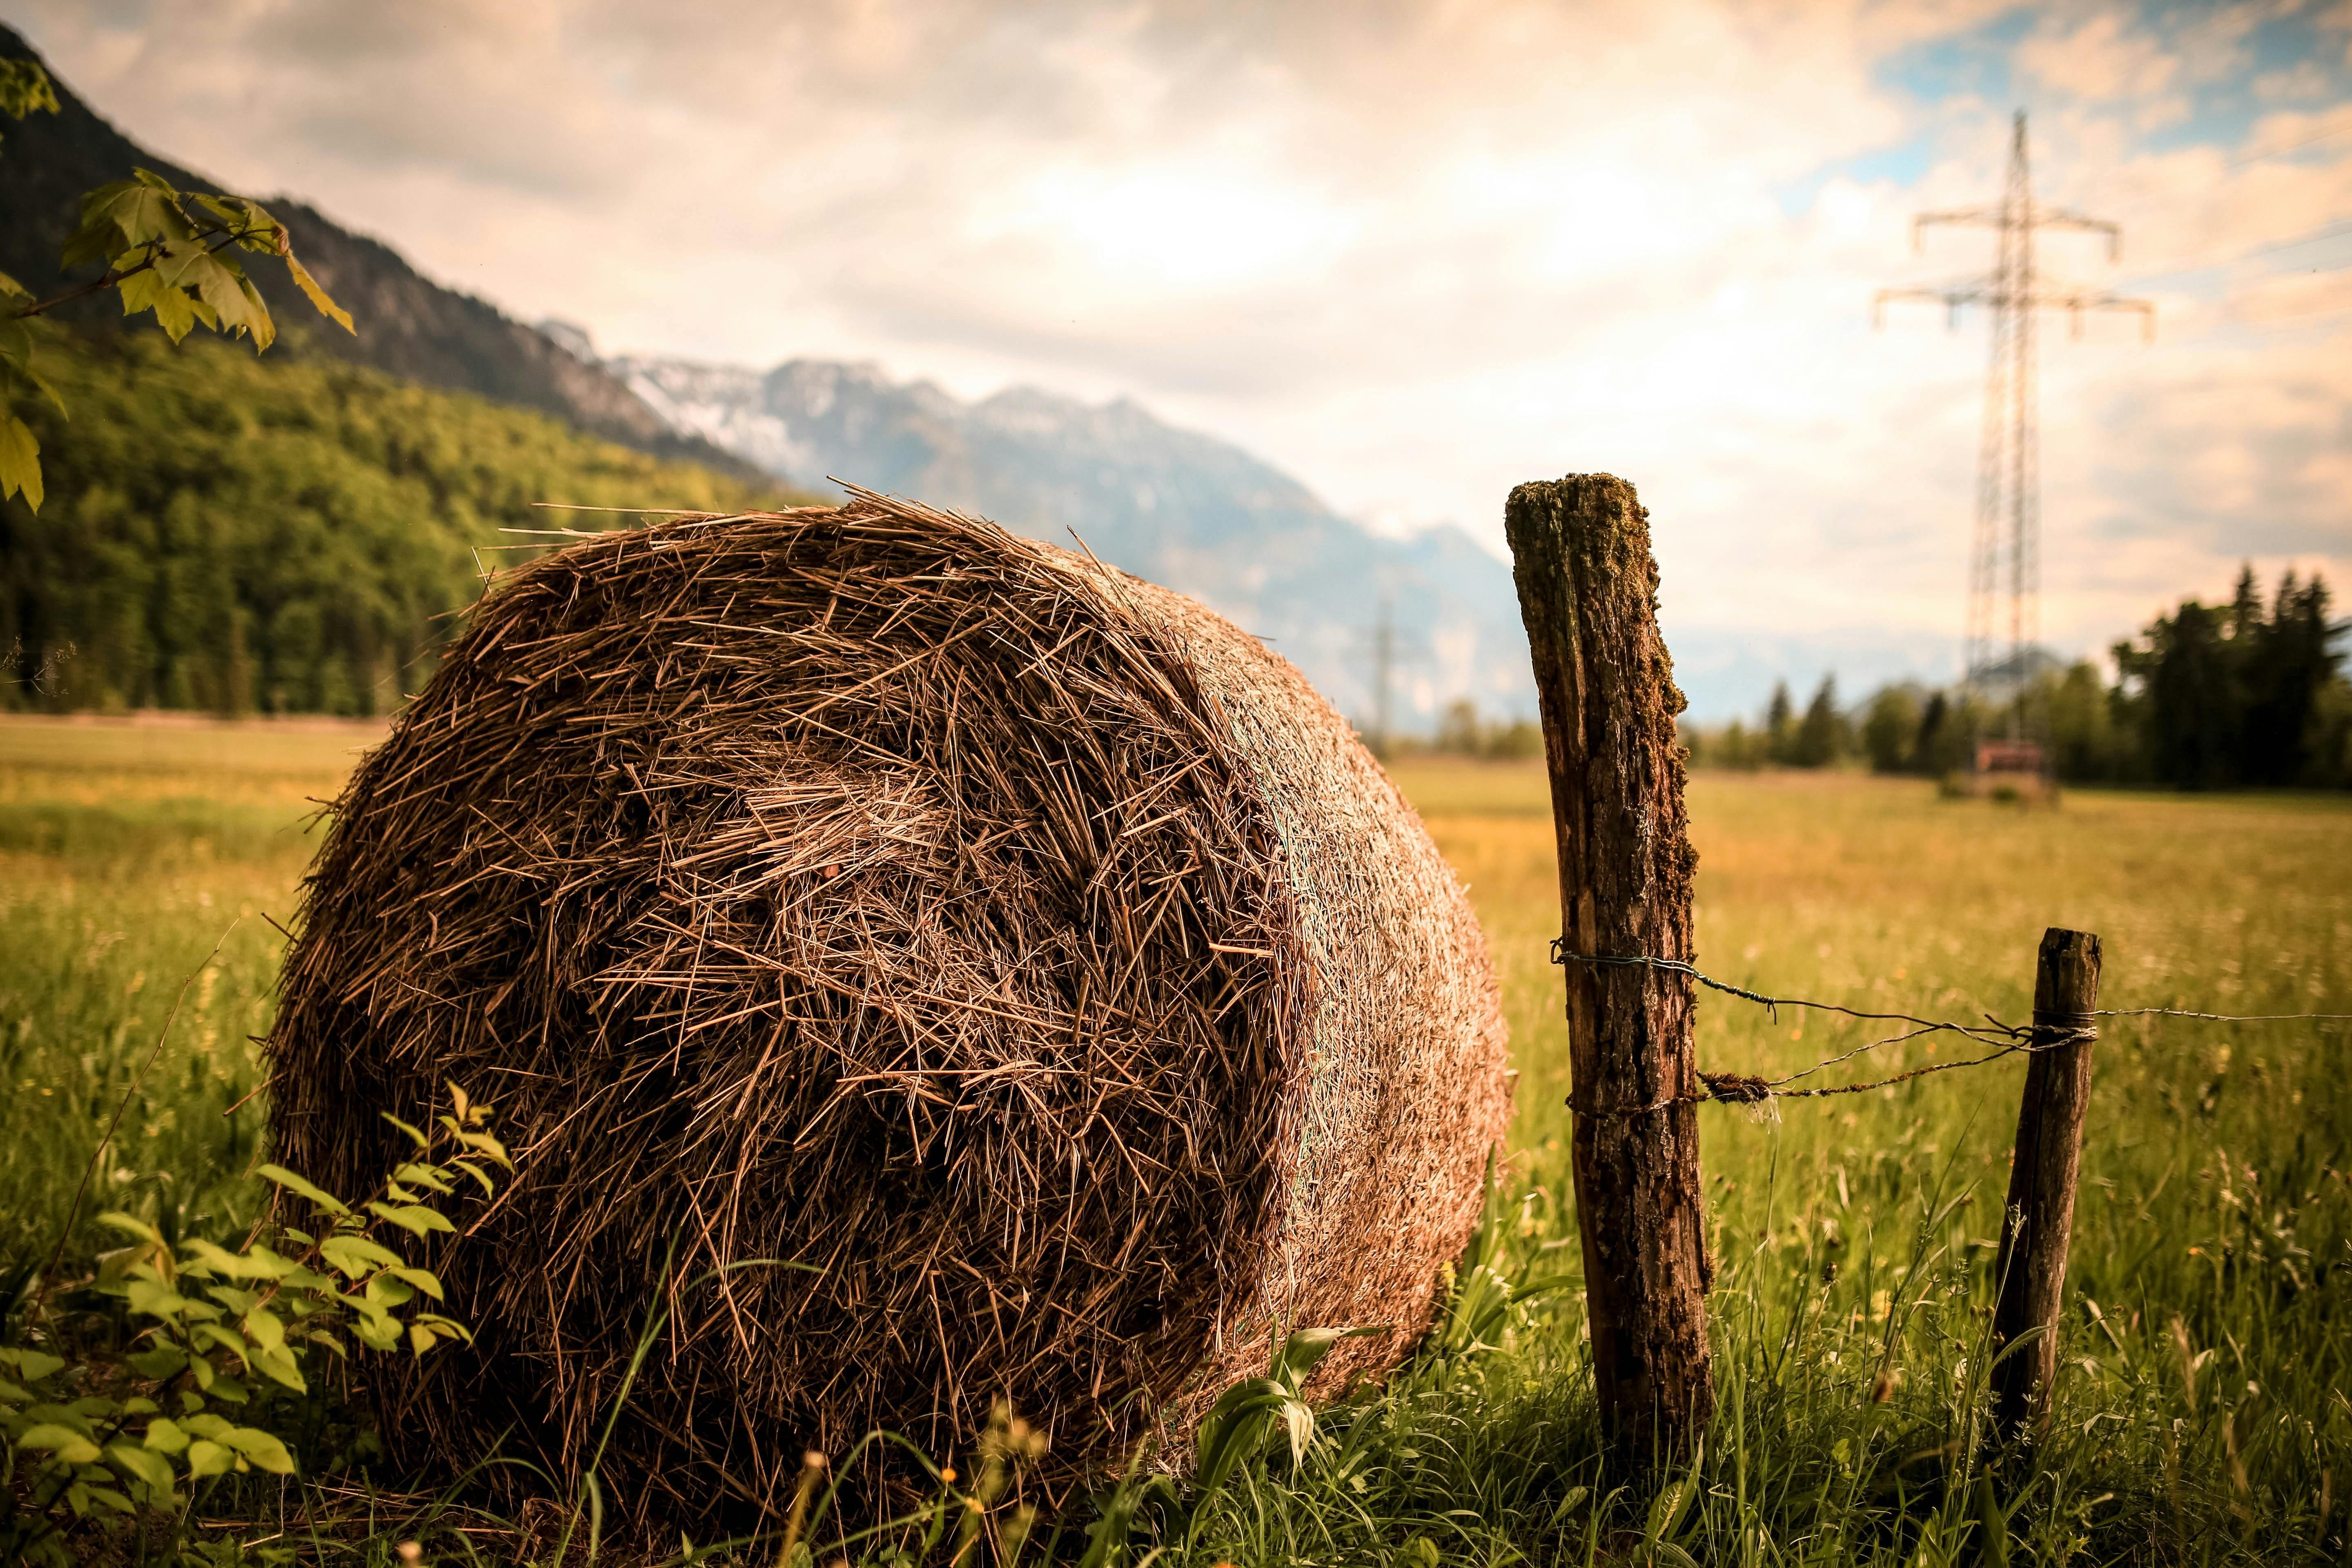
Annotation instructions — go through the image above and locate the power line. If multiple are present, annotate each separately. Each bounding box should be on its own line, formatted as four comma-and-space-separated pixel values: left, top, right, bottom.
2207, 118, 2352, 170
2086, 121, 2352, 243
2000, 9, 2352, 236
2130, 119, 2352, 206
1873, 111, 2153, 757
2119, 216, 2352, 285
2236, 299, 2352, 329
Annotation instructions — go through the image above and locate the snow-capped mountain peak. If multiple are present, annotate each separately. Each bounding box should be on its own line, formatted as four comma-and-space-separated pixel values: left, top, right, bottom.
600, 351, 1535, 728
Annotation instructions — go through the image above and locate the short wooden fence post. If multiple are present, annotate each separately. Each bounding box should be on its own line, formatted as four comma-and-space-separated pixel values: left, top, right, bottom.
1989, 927, 2103, 1442
1504, 474, 1714, 1466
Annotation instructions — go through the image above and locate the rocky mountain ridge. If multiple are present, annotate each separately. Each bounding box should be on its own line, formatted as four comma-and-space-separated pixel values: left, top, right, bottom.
600, 347, 1539, 728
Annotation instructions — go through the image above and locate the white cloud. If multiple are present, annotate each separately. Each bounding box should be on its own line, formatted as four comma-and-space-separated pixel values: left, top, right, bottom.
8, 0, 2349, 668
2256, 60, 2333, 100
2018, 11, 2180, 102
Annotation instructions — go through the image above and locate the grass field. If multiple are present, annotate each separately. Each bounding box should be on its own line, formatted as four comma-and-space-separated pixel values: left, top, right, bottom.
4, 717, 2348, 1564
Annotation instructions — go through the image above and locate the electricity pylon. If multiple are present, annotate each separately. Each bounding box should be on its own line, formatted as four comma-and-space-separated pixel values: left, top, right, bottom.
1356, 596, 1428, 756
1875, 110, 2153, 741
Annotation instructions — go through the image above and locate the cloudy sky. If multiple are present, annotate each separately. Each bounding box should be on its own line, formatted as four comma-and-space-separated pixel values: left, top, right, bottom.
14, 0, 2351, 710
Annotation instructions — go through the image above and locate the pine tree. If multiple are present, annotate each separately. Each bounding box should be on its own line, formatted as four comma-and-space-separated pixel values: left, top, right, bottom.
1860, 685, 1921, 773
1764, 680, 1795, 765
2043, 662, 2120, 782
2245, 571, 2339, 786
2113, 565, 2344, 790
1912, 691, 1949, 775
1792, 675, 1844, 768
2228, 564, 2264, 641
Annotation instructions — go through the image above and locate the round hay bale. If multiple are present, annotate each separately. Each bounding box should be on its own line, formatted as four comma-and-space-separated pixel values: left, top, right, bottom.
268, 490, 1511, 1519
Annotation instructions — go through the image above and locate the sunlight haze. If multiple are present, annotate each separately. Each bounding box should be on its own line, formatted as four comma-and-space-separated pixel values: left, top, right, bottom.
19, 0, 2351, 708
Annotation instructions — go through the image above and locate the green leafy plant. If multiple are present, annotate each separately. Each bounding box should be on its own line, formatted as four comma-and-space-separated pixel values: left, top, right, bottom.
1192, 1325, 1387, 1500
1076, 1324, 1385, 1568
0, 55, 352, 511
0, 1083, 507, 1566
1432, 1155, 1572, 1364
1078, 1188, 1573, 1568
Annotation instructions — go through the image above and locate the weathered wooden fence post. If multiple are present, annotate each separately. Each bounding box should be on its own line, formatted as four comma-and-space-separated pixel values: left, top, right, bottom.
1990, 927, 2103, 1442
1504, 474, 1714, 1466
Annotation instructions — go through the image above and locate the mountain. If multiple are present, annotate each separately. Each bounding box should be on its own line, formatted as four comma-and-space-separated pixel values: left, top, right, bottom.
605, 351, 1537, 729
0, 23, 755, 477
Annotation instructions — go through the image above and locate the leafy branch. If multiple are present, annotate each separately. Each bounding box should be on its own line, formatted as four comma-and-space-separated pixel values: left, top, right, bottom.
0, 1084, 508, 1568
0, 56, 353, 512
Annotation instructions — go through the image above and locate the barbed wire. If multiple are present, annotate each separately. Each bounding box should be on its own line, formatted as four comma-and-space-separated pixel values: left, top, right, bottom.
2094, 1005, 2352, 1024
1547, 942, 2350, 1118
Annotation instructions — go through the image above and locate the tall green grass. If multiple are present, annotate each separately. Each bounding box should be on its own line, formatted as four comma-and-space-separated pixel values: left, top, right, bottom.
1348, 769, 2352, 1565
0, 720, 354, 1272
5, 726, 2347, 1563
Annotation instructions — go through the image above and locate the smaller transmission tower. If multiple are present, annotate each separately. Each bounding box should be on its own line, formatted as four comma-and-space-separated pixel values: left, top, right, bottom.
1875, 111, 2152, 741
1356, 596, 1428, 756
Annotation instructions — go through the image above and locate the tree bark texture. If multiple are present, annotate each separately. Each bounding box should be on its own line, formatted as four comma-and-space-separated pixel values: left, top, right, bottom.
1990, 927, 2103, 1442
1503, 474, 1713, 1465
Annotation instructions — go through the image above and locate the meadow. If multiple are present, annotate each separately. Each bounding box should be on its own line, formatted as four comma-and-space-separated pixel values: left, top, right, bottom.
2, 717, 2347, 1564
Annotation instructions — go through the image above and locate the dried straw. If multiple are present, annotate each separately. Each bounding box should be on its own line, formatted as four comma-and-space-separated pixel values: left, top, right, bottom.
267, 490, 1510, 1528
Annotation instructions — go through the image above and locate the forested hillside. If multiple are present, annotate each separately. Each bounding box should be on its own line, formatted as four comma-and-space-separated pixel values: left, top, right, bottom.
0, 333, 798, 715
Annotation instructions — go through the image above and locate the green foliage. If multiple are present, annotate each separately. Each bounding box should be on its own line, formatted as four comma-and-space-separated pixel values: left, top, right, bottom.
0, 1083, 505, 1565
1684, 715, 1768, 771
0, 332, 788, 715
1790, 674, 1849, 767
0, 54, 355, 512
2306, 676, 2352, 786
1859, 684, 1922, 774
0, 56, 61, 511
1416, 697, 1543, 761
2043, 659, 2123, 782
8, 736, 2352, 1561
1072, 1325, 1395, 1568
1688, 677, 1853, 771
1695, 568, 2349, 790
55, 170, 352, 354
1901, 686, 2001, 778
0, 57, 58, 134
0, 58, 60, 319
2113, 565, 2345, 789
1192, 1326, 1385, 1500
1764, 679, 1795, 762
1433, 1175, 1573, 1365
1086, 1185, 1577, 1568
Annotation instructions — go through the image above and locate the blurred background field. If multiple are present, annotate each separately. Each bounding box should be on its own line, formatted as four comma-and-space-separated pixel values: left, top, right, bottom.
0, 716, 376, 1274
5, 717, 2349, 1559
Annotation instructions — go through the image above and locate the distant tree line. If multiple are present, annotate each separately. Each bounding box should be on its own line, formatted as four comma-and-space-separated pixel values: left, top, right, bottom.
1, 332, 792, 715
1683, 566, 2350, 791
1387, 697, 1545, 761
